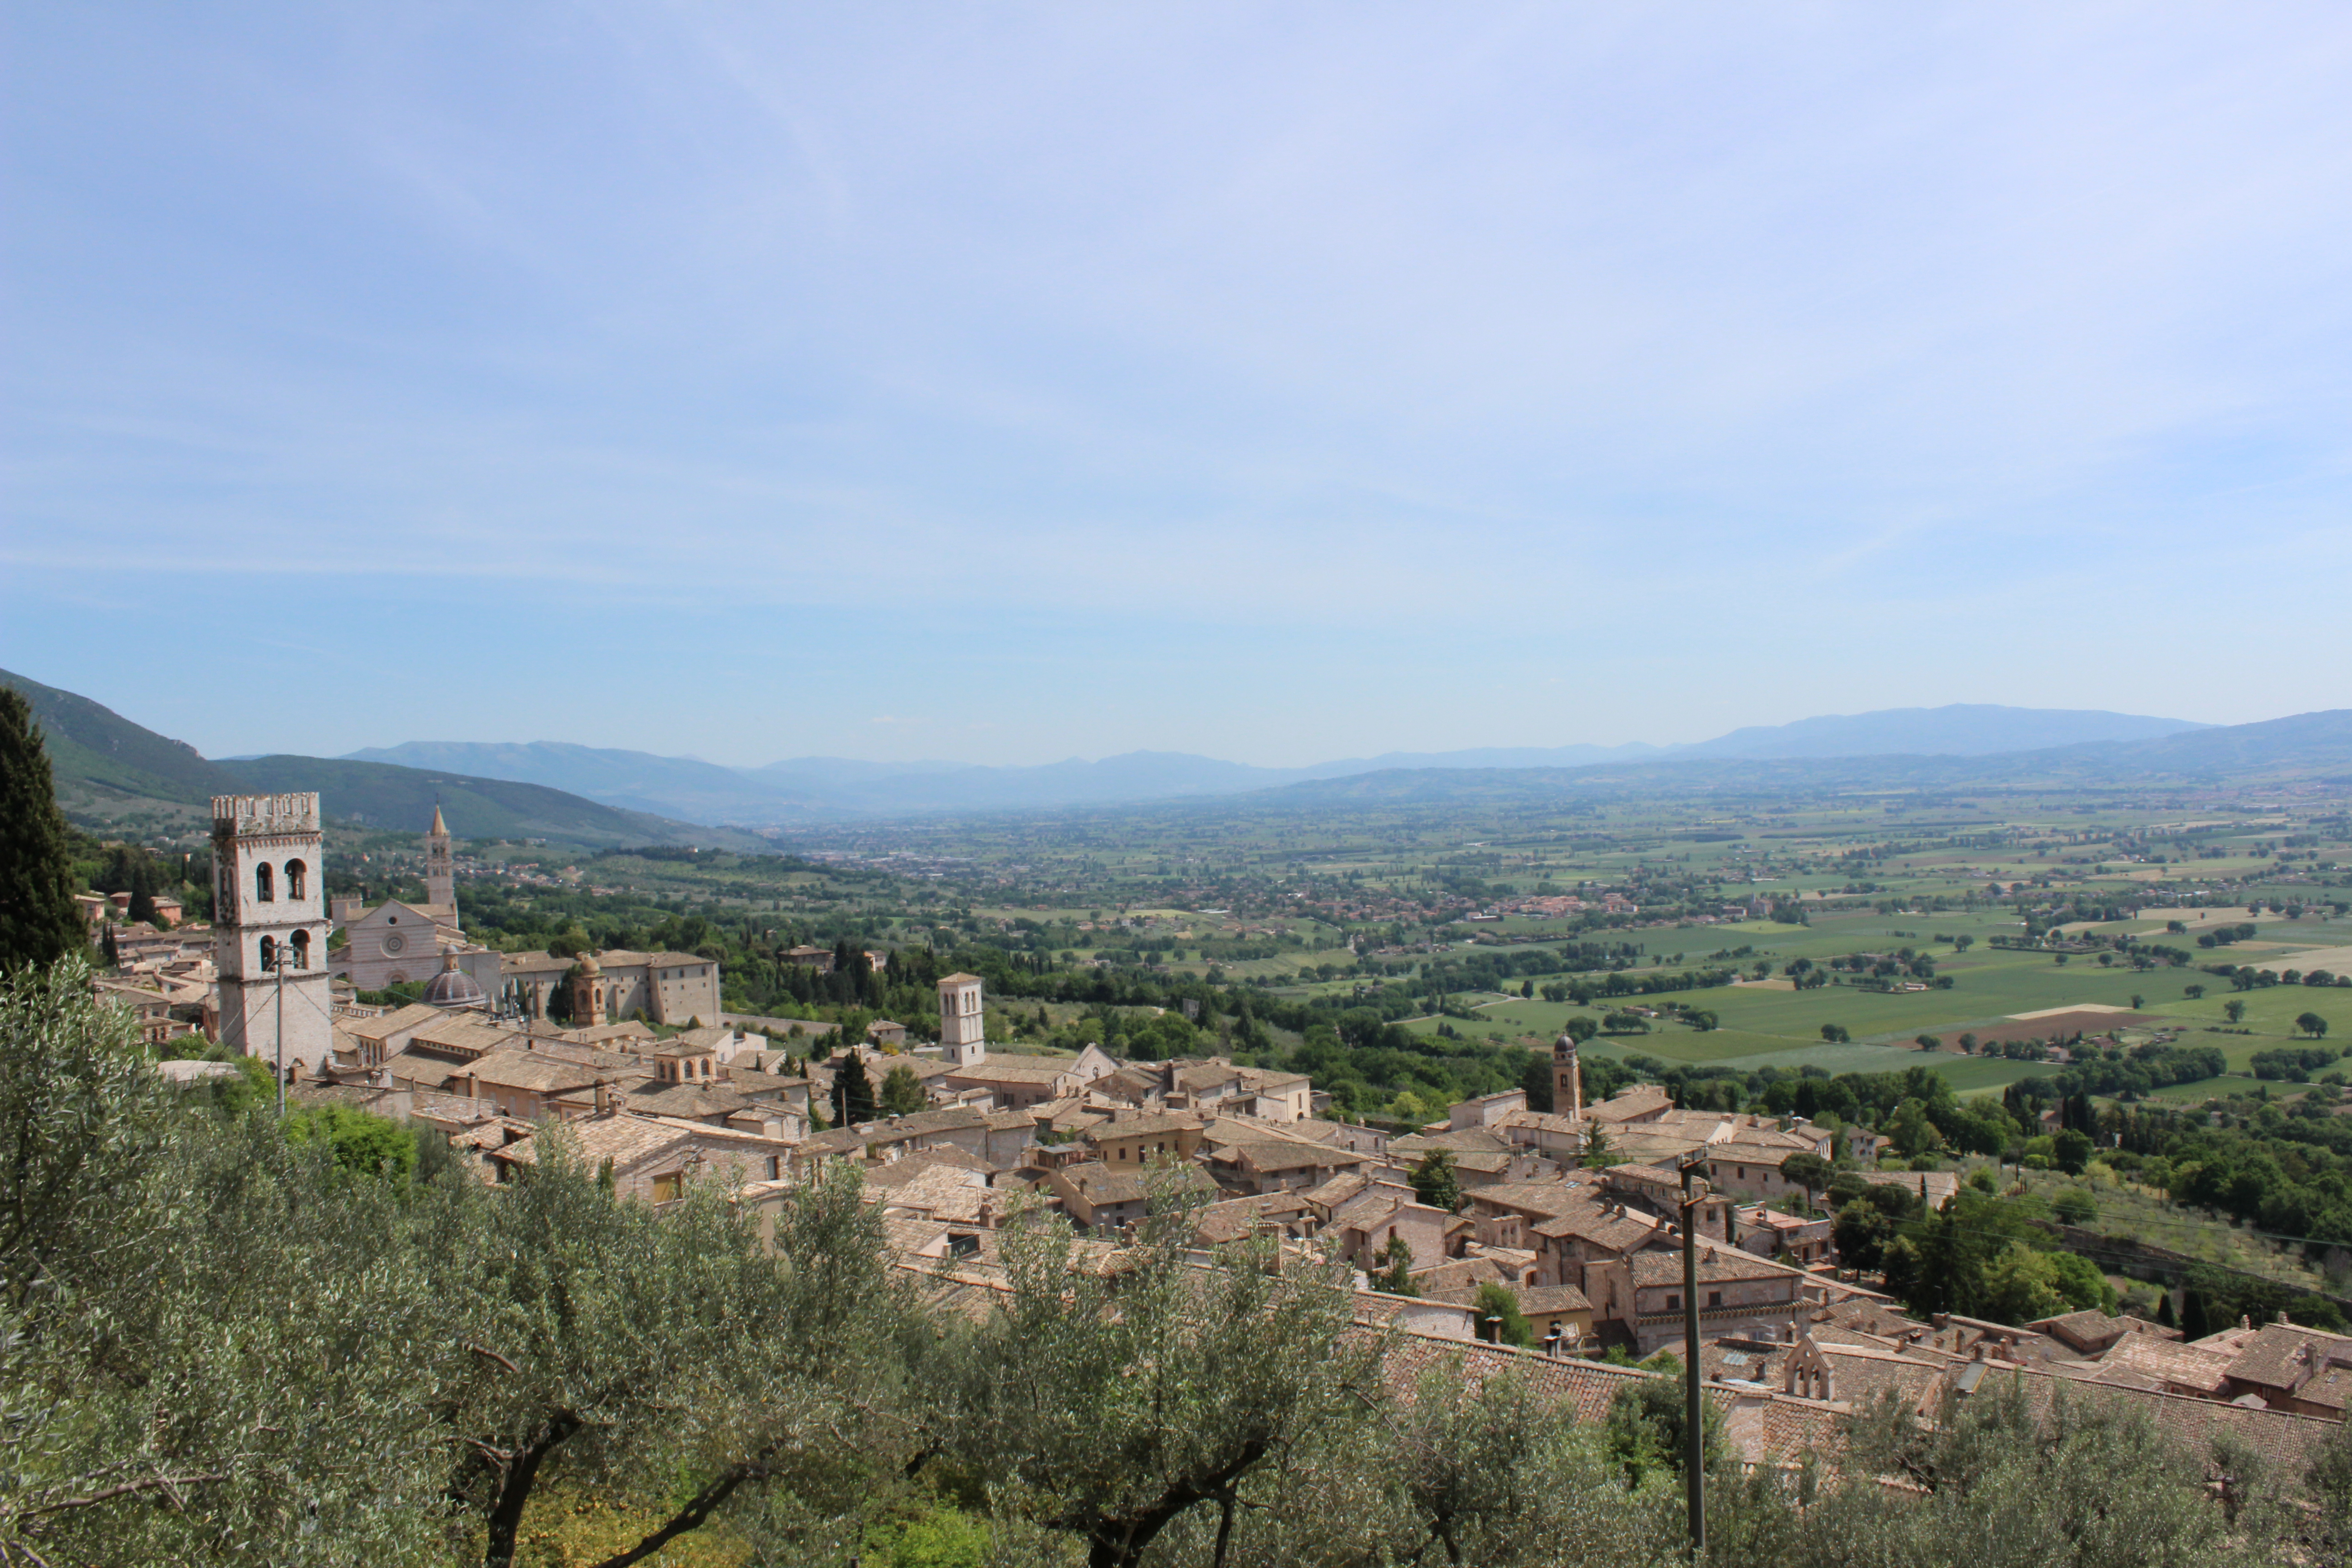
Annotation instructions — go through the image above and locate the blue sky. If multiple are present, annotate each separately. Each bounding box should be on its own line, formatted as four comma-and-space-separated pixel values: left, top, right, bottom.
5, 5, 2350, 767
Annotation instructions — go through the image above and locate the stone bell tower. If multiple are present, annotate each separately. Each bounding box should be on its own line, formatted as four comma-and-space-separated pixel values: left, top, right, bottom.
572, 951, 608, 1029
1553, 1029, 1583, 1121
938, 973, 986, 1066
424, 803, 456, 917
212, 793, 334, 1078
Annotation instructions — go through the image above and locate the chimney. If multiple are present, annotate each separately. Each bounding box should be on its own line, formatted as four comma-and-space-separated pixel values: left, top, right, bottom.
594, 1079, 611, 1116
2278, 1310, 2293, 1326
2242, 1315, 2254, 1332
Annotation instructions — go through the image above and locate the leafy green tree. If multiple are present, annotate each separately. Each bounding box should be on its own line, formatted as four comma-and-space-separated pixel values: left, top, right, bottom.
0, 960, 459, 1566
2047, 1250, 2119, 1314
1411, 1148, 1463, 1213
2052, 1186, 2098, 1226
1724, 1373, 2262, 1566
1888, 1098, 1943, 1157
445, 1151, 907, 1568
1977, 1243, 2068, 1326
1581, 1124, 1617, 1169
2053, 1128, 2093, 1175
0, 687, 86, 974
1473, 1281, 1534, 1347
282, 1103, 419, 1183
1385, 1361, 1658, 1566
1782, 1152, 1832, 1213
863, 1505, 993, 1567
1821, 1023, 1851, 1044
1602, 1357, 1725, 1487
1916, 1034, 1942, 1052
878, 1063, 927, 1115
2298, 1012, 2330, 1040
946, 1181, 1379, 1568
2225, 1000, 2247, 1024
1563, 1014, 1598, 1044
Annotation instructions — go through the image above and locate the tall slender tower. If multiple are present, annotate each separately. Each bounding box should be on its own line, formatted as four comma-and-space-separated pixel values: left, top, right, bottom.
938, 973, 986, 1066
213, 793, 333, 1078
424, 803, 456, 916
1553, 1029, 1583, 1121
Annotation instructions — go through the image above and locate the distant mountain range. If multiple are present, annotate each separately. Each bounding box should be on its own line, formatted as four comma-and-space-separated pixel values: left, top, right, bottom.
350, 705, 2222, 823
20, 665, 2339, 833
1260, 708, 2352, 807
0, 668, 762, 850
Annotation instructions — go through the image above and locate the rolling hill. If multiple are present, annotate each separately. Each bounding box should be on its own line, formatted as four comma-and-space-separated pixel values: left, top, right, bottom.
0, 668, 757, 849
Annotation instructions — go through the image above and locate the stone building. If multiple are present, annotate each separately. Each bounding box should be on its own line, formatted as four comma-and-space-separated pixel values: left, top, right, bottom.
330, 808, 499, 996
940, 972, 987, 1065
212, 793, 334, 1077
495, 948, 722, 1027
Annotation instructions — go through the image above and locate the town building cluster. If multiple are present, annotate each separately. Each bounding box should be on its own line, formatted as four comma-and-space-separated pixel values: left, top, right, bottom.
88, 793, 2352, 1481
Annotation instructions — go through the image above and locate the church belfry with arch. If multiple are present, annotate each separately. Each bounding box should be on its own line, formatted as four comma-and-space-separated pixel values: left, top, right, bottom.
329, 805, 495, 1000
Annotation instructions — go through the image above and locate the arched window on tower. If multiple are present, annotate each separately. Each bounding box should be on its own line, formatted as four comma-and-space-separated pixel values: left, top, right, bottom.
290, 930, 311, 969
284, 859, 307, 899
259, 934, 277, 971
255, 862, 274, 903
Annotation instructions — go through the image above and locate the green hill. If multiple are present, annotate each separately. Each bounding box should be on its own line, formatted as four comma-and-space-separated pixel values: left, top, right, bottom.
0, 667, 239, 804
216, 755, 760, 849
0, 667, 760, 850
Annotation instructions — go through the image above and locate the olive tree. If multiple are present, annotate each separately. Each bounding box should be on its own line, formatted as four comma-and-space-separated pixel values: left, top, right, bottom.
942, 1175, 1381, 1568
0, 960, 459, 1565
441, 1147, 914, 1568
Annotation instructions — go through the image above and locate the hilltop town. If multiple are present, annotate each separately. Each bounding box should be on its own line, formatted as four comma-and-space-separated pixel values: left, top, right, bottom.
29, 773, 2352, 1561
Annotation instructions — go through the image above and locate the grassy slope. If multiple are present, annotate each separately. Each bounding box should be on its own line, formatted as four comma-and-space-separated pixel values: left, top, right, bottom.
219, 756, 768, 851
0, 666, 239, 802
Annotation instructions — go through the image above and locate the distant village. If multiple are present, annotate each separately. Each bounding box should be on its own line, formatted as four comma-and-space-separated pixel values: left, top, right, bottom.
87, 789, 2352, 1481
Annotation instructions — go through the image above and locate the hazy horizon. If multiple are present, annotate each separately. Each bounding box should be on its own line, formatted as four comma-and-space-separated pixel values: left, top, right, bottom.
6, 7, 2349, 766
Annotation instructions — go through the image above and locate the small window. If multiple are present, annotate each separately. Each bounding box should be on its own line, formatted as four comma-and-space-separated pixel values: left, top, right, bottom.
651, 1172, 683, 1204
284, 859, 307, 899
1665, 1294, 1681, 1312
254, 862, 274, 902
1708, 1291, 1723, 1308
259, 934, 277, 970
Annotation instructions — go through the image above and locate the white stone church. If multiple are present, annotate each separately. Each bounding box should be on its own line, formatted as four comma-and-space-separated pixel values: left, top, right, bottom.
329, 805, 504, 1000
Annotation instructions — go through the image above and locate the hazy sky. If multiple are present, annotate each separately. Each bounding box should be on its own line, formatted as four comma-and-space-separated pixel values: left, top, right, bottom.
5, 5, 2350, 767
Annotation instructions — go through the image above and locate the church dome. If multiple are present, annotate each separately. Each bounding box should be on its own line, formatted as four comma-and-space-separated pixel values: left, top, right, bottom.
575, 950, 603, 976
423, 953, 489, 1010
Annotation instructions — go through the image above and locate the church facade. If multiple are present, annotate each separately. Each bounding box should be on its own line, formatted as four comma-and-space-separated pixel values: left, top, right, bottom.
330, 805, 501, 999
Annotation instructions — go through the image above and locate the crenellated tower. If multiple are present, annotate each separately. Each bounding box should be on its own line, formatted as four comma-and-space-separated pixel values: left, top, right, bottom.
212, 793, 333, 1078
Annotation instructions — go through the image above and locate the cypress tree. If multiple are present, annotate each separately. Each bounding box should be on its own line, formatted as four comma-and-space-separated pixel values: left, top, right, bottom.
0, 686, 86, 973
2156, 1288, 2177, 1329
833, 1051, 876, 1127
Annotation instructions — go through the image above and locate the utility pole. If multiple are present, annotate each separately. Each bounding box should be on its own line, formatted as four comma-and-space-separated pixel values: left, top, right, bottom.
1678, 1152, 1709, 1559
273, 938, 287, 1118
